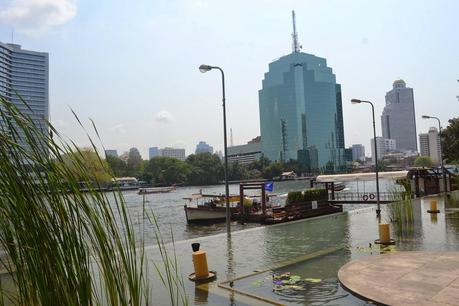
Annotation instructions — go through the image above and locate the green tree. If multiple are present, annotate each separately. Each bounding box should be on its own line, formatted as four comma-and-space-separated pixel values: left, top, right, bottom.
142, 157, 190, 185
186, 153, 223, 185
106, 155, 127, 177
442, 117, 459, 163
262, 161, 283, 179
61, 148, 112, 184
376, 159, 389, 171
126, 147, 142, 177
413, 156, 433, 167
228, 161, 248, 181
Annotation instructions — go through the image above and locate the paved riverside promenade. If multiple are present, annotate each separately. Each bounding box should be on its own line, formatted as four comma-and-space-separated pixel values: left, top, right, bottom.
338, 251, 459, 306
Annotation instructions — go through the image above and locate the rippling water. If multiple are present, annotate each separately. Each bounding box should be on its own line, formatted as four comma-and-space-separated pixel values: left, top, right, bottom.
110, 179, 399, 245
144, 190, 459, 305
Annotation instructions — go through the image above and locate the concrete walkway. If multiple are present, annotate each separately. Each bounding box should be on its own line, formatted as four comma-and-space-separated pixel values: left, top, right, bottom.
338, 251, 459, 306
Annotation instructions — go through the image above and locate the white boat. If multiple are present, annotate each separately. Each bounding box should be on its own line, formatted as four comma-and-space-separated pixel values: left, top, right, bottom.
183, 193, 238, 224
138, 186, 175, 194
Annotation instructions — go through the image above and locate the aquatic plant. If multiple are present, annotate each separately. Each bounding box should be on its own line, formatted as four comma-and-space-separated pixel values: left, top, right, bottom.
386, 187, 415, 240
0, 96, 187, 305
286, 189, 327, 206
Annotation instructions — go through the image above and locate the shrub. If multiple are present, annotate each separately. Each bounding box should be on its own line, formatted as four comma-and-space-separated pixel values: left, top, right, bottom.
286, 188, 327, 205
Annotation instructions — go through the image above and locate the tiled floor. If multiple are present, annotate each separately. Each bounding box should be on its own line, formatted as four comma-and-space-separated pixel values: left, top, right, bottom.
338, 251, 459, 306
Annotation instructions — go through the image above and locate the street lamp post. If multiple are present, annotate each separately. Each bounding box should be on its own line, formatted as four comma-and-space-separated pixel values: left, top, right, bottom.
351, 99, 381, 218
199, 64, 231, 234
422, 115, 447, 193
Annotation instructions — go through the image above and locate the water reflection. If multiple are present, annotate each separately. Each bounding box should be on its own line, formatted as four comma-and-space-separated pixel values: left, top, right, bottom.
146, 192, 459, 305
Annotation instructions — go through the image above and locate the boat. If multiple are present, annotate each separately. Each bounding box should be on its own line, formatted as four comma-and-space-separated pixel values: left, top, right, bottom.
138, 186, 175, 194
184, 193, 238, 224
333, 182, 346, 192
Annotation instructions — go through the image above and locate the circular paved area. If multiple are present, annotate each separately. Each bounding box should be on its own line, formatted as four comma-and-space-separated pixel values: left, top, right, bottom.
338, 251, 459, 306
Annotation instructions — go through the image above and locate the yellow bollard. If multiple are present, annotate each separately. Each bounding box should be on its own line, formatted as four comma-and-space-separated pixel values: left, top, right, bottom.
430, 213, 438, 224
192, 250, 209, 279
379, 224, 391, 244
427, 200, 440, 213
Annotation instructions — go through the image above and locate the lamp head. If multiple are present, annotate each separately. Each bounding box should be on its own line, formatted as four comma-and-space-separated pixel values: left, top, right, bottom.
351, 99, 362, 104
199, 64, 212, 73
422, 115, 431, 119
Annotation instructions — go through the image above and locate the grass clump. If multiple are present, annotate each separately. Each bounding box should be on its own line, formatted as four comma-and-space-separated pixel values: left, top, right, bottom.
0, 96, 186, 305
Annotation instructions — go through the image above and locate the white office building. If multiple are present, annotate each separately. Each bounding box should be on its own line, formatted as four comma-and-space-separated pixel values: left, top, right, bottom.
160, 147, 186, 161
0, 42, 49, 149
419, 127, 441, 165
381, 80, 417, 152
371, 137, 396, 164
227, 137, 262, 165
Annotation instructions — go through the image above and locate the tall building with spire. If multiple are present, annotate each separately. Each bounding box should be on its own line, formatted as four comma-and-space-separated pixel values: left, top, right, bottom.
381, 80, 417, 152
258, 11, 345, 171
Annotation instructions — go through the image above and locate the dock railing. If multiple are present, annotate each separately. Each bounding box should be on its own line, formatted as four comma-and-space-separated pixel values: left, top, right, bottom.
330, 192, 403, 203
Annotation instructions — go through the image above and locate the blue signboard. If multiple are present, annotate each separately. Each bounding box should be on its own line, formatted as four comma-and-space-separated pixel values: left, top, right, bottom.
264, 182, 273, 192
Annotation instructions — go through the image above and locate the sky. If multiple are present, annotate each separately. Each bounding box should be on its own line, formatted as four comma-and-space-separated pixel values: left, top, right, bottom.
0, 0, 458, 159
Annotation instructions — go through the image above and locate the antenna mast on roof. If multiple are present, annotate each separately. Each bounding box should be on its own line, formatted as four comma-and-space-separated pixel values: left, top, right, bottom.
291, 10, 300, 53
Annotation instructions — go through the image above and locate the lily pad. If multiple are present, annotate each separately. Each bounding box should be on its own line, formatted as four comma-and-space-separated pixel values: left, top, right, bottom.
304, 278, 322, 283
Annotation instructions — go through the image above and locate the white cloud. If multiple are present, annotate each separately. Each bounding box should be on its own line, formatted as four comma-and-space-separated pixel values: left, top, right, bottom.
0, 0, 77, 34
154, 110, 175, 124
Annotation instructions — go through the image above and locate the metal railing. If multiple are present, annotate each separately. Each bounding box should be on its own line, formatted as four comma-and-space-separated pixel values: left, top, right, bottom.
330, 192, 403, 202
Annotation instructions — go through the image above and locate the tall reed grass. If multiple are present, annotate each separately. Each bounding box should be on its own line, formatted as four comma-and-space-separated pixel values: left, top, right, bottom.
387, 183, 415, 240
0, 96, 187, 305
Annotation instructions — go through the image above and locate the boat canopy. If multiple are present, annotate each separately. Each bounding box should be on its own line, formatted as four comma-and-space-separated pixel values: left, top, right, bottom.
316, 171, 408, 183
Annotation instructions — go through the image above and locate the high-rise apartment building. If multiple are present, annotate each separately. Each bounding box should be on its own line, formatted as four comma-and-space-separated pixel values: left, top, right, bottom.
419, 127, 441, 165
351, 144, 366, 162
381, 80, 417, 152
0, 42, 49, 148
419, 133, 430, 157
195, 141, 213, 154
371, 137, 396, 164
258, 11, 344, 171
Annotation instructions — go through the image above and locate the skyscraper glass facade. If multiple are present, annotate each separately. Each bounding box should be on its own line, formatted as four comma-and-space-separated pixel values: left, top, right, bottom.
258, 52, 345, 171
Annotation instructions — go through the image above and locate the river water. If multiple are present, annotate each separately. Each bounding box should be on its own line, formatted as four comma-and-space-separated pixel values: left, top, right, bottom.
112, 179, 398, 245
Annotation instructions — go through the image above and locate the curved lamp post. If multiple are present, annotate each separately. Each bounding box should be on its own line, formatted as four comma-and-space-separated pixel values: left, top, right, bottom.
351, 99, 381, 218
422, 115, 447, 193
199, 64, 231, 234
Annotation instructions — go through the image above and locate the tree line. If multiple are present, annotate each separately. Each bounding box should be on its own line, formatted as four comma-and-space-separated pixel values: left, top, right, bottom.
105, 149, 309, 186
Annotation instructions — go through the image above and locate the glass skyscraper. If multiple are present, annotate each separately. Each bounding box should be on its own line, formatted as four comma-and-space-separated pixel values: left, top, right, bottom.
258, 12, 345, 171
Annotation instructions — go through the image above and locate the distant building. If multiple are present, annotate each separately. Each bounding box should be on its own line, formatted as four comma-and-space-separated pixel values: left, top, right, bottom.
0, 42, 49, 150
419, 133, 430, 157
381, 80, 417, 152
105, 150, 118, 158
351, 144, 365, 162
419, 127, 441, 165
371, 137, 396, 164
160, 147, 186, 161
344, 148, 353, 162
195, 141, 214, 154
216, 150, 224, 160
227, 137, 262, 165
258, 11, 344, 171
149, 147, 160, 159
